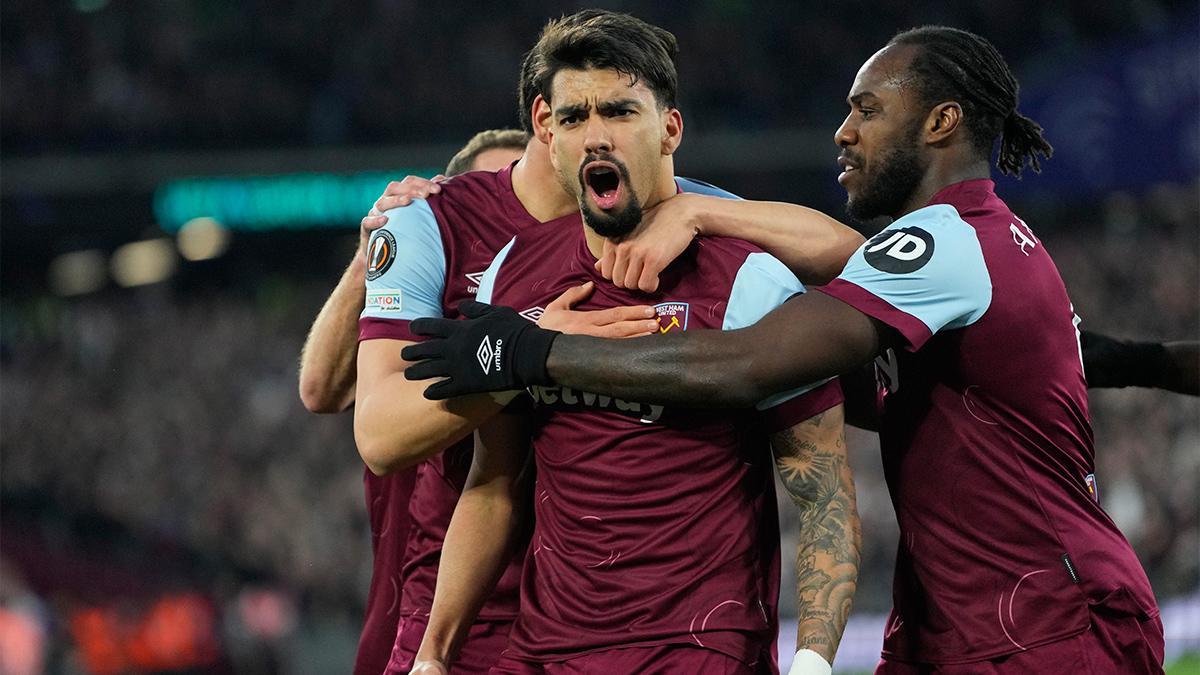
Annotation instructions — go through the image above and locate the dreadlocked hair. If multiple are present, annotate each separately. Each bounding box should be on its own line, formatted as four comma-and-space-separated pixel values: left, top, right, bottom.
888, 26, 1053, 177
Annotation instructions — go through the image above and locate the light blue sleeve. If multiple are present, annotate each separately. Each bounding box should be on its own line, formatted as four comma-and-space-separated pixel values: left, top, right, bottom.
675, 176, 741, 200
834, 204, 992, 336
360, 200, 447, 321
475, 237, 516, 305
723, 252, 833, 410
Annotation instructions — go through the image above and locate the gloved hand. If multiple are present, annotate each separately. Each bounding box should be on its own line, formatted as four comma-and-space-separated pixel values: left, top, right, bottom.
402, 301, 560, 399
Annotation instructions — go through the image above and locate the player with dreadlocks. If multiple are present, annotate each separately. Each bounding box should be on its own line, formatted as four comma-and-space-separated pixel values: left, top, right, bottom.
401, 26, 1165, 674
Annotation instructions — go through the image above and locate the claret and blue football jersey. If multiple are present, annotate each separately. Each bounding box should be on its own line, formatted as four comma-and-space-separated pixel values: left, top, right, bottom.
819, 179, 1158, 664
475, 217, 842, 669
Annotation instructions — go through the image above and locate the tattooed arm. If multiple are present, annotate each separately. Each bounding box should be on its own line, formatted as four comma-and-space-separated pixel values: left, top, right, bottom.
771, 403, 860, 666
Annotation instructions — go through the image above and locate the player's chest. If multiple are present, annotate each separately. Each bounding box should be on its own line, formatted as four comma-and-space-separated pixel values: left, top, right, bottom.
443, 233, 521, 306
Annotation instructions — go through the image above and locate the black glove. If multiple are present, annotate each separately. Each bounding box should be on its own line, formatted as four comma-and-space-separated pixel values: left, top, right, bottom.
401, 300, 560, 400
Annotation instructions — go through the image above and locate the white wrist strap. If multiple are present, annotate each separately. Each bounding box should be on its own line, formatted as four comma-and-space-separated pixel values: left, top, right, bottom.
788, 648, 832, 675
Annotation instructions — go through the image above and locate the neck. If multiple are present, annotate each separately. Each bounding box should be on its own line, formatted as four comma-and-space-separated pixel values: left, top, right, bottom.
512, 140, 578, 222
583, 162, 677, 260
894, 158, 991, 218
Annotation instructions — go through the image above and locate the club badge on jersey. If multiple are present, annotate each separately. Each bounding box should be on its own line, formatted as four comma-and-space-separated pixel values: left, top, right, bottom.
655, 302, 689, 334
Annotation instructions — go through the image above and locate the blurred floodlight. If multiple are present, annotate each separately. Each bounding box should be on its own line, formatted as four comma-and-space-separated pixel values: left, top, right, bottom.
49, 250, 107, 296
177, 217, 231, 261
110, 239, 177, 287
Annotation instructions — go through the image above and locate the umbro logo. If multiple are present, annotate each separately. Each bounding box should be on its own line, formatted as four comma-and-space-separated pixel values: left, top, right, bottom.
519, 306, 545, 322
465, 271, 486, 294
477, 335, 503, 374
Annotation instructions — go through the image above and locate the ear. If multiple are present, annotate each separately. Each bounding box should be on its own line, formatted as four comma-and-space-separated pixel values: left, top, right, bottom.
926, 101, 963, 145
532, 94, 553, 144
661, 107, 683, 156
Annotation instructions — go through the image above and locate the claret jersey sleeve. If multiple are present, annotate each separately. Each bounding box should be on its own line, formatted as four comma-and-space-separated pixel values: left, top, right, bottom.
819, 204, 993, 351
723, 252, 843, 430
358, 200, 447, 342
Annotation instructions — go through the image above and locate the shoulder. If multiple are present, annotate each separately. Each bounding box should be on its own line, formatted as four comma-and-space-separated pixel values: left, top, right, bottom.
885, 203, 977, 244
693, 234, 765, 267
856, 204, 982, 276
820, 203, 993, 347
675, 176, 741, 200
688, 235, 801, 291
423, 170, 506, 216
371, 198, 443, 266
437, 169, 504, 199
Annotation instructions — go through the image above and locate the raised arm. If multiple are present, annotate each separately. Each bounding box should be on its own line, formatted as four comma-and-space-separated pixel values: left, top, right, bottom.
403, 208, 993, 410
401, 292, 885, 408
410, 412, 531, 673
297, 176, 446, 414
771, 404, 859, 672
299, 255, 367, 413
598, 193, 865, 291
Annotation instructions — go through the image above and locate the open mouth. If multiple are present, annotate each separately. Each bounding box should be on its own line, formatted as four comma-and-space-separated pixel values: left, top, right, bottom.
584, 161, 623, 211
837, 155, 860, 186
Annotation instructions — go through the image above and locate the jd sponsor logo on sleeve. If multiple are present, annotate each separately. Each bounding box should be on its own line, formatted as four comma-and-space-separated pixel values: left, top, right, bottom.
654, 302, 689, 333
864, 226, 934, 274
365, 230, 397, 281
477, 336, 502, 374
366, 290, 403, 312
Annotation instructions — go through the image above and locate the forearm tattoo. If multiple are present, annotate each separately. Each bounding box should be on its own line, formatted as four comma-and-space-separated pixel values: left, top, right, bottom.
772, 409, 861, 660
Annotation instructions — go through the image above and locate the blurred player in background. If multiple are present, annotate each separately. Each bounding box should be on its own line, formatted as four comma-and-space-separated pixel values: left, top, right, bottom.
406, 12, 855, 675
298, 127, 527, 675
401, 26, 1165, 674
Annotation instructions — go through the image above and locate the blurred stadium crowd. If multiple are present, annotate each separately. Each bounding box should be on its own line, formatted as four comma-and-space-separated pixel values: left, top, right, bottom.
1, 0, 1197, 673
2, 0, 1194, 152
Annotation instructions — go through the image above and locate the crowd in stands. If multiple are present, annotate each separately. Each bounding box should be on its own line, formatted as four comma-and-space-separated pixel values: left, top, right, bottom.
2, 0, 1192, 153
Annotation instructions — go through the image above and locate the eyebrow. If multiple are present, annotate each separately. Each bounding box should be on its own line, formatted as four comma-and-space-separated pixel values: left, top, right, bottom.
554, 98, 644, 118
554, 103, 589, 118
597, 98, 642, 114
848, 92, 880, 106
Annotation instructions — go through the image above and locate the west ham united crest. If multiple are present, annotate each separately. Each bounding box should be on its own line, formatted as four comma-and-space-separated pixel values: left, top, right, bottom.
654, 302, 688, 334
365, 230, 397, 281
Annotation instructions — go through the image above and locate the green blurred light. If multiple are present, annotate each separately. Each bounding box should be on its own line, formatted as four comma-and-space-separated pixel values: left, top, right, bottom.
154, 170, 440, 233
73, 0, 109, 12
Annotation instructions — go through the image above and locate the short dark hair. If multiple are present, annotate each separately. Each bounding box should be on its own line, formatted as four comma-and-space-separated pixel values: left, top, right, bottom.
517, 48, 539, 133
888, 26, 1053, 177
445, 128, 530, 176
522, 10, 678, 120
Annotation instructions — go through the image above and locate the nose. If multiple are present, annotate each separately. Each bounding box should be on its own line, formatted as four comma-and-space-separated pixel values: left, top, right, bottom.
835, 113, 857, 148
584, 117, 613, 155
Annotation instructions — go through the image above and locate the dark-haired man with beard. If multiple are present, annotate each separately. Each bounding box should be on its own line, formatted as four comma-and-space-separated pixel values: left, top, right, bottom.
402, 26, 1163, 674
406, 11, 858, 675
